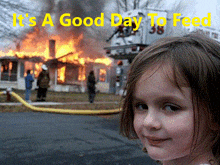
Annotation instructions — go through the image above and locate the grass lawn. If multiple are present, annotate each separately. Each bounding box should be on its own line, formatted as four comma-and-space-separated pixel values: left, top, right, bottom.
0, 88, 123, 113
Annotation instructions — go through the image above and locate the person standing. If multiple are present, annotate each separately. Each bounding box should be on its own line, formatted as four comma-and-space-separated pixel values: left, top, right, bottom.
87, 71, 96, 103
37, 64, 50, 101
25, 70, 34, 102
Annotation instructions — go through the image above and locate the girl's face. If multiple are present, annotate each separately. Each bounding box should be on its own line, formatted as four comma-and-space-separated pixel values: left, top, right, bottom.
133, 65, 203, 161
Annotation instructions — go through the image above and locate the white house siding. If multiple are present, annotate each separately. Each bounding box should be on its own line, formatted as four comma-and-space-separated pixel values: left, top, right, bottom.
96, 82, 110, 93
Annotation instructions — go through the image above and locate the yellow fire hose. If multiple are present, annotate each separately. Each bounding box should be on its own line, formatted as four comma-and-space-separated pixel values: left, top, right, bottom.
0, 91, 121, 115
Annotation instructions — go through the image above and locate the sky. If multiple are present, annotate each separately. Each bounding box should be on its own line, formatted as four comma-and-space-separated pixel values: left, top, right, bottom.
194, 0, 219, 28
1, 0, 220, 51
165, 0, 220, 29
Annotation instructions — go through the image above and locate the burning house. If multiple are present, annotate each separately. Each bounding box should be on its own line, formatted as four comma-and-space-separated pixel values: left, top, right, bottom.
0, 0, 116, 93
0, 55, 43, 90
44, 41, 113, 93
0, 38, 113, 93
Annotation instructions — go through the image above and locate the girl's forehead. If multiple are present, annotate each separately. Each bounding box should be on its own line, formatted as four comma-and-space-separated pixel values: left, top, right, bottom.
139, 64, 172, 81
136, 63, 188, 89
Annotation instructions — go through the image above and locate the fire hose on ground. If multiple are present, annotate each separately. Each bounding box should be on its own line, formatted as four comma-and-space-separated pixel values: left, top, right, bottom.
0, 90, 121, 115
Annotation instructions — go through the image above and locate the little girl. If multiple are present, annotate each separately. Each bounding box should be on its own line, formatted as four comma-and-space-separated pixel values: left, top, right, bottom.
120, 33, 220, 165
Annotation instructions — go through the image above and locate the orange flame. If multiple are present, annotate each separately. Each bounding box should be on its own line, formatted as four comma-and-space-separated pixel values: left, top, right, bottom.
58, 66, 66, 83
99, 69, 106, 82
78, 66, 86, 81
34, 63, 43, 78
0, 27, 112, 83
9, 62, 12, 76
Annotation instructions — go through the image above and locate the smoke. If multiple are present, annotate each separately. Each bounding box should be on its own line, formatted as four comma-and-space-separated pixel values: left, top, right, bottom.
54, 0, 107, 58
20, 0, 108, 58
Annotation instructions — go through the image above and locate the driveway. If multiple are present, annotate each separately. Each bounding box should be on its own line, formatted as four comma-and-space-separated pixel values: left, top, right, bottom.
1, 112, 157, 165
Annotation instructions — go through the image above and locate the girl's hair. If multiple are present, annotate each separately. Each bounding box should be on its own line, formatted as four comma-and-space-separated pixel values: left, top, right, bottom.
120, 33, 220, 161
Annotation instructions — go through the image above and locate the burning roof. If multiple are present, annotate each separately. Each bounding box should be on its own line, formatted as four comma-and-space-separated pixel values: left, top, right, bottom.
0, 0, 112, 84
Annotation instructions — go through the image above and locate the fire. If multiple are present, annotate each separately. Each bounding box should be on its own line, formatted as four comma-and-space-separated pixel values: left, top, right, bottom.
76, 57, 112, 66
0, 26, 112, 83
56, 34, 83, 58
95, 58, 112, 66
57, 66, 66, 83
78, 67, 86, 81
99, 69, 106, 82
34, 63, 43, 78
8, 62, 12, 77
9, 62, 12, 70
23, 62, 43, 77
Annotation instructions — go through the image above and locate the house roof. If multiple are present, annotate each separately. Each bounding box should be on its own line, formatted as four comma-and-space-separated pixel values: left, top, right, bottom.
0, 56, 44, 63
45, 52, 82, 68
45, 58, 81, 69
0, 56, 18, 61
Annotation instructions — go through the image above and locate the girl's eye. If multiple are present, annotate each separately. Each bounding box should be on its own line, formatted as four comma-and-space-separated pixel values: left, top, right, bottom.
134, 103, 148, 111
163, 104, 181, 112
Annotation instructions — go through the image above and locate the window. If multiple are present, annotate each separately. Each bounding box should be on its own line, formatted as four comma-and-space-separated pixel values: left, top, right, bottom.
196, 29, 204, 35
57, 66, 66, 83
99, 69, 106, 82
1, 60, 17, 81
212, 32, 218, 39
205, 31, 210, 37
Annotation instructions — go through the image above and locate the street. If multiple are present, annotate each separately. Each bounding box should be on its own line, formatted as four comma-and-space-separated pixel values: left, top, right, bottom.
1, 112, 157, 165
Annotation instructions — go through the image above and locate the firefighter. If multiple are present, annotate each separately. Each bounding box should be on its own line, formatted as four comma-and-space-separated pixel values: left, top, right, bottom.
36, 64, 50, 101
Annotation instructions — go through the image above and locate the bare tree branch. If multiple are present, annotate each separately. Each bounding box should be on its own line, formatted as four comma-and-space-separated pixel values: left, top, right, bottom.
133, 0, 136, 9
0, 0, 36, 42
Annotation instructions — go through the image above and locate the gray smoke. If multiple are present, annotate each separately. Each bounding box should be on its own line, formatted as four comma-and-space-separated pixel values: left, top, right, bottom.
55, 0, 106, 58
24, 0, 108, 58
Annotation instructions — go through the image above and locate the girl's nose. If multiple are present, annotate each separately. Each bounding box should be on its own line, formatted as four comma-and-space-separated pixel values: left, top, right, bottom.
143, 109, 162, 131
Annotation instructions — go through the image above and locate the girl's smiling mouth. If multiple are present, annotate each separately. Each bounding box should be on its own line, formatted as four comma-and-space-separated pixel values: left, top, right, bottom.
146, 136, 171, 146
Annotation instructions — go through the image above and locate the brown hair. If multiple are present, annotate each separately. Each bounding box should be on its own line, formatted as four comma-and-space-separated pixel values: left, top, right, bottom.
120, 33, 220, 161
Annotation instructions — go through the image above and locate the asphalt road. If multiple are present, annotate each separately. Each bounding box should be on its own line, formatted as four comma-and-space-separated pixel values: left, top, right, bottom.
1, 112, 157, 165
